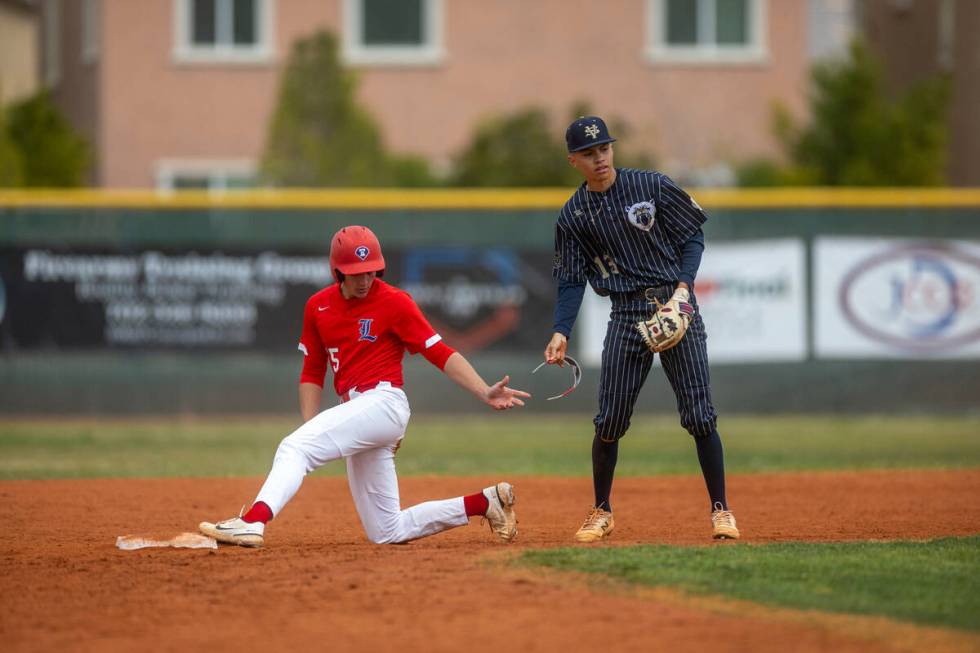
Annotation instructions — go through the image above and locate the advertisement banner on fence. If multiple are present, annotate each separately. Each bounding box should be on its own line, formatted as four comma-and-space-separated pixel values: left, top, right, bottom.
814, 238, 980, 358
396, 246, 554, 353
0, 248, 332, 350
578, 239, 807, 365
0, 246, 554, 353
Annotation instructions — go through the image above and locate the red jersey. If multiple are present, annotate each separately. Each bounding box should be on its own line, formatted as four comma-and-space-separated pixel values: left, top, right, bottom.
298, 280, 455, 397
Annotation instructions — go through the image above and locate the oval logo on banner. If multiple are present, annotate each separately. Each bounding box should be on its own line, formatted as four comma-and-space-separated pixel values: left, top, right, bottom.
839, 243, 980, 351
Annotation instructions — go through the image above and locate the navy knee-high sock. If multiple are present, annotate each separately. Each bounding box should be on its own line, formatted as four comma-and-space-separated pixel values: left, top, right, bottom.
695, 429, 728, 511
592, 435, 619, 512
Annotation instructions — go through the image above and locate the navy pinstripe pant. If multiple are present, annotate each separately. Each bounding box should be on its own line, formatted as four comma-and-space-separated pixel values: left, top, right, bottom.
594, 290, 717, 441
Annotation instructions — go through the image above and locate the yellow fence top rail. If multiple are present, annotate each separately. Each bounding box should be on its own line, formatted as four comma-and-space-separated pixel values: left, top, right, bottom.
1, 188, 980, 210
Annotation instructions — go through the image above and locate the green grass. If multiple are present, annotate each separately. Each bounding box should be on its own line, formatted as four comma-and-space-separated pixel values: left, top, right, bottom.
0, 414, 978, 479
520, 537, 980, 632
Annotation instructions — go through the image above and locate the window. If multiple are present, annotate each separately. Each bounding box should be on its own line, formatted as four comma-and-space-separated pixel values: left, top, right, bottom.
156, 160, 258, 191
343, 0, 445, 66
173, 0, 275, 63
646, 0, 767, 64
82, 0, 100, 64
44, 0, 61, 85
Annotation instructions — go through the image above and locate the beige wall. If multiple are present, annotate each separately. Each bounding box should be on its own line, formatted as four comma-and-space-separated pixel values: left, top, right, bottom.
93, 0, 808, 187
359, 0, 808, 176
0, 2, 39, 106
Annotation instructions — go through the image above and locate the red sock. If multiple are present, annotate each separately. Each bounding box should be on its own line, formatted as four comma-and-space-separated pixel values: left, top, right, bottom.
242, 501, 273, 524
463, 491, 489, 517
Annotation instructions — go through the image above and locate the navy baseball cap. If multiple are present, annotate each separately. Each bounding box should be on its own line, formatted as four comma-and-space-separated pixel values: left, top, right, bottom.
566, 116, 616, 153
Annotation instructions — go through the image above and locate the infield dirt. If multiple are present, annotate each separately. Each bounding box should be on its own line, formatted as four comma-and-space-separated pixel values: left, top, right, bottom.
3, 470, 979, 652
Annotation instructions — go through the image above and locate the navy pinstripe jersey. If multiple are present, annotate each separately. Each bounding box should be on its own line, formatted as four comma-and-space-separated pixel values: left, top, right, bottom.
552, 169, 707, 294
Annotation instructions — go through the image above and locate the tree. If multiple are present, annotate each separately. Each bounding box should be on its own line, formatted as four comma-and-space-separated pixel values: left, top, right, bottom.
5, 92, 89, 187
738, 40, 949, 186
450, 104, 656, 187
260, 31, 435, 187
0, 108, 25, 187
450, 108, 578, 187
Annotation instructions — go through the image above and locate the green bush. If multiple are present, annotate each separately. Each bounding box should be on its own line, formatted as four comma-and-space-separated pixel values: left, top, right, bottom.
5, 92, 89, 187
387, 153, 440, 187
260, 31, 435, 187
738, 40, 949, 186
450, 108, 578, 187
0, 109, 25, 186
450, 104, 656, 187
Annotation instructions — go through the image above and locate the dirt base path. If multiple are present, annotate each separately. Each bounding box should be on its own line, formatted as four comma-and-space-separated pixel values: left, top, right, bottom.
2, 469, 979, 652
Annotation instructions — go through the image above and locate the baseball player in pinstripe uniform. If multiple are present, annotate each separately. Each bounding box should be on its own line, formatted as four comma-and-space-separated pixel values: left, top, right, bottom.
543, 116, 739, 542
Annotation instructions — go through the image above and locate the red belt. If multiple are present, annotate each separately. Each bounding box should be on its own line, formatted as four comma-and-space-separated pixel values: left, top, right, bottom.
340, 381, 402, 403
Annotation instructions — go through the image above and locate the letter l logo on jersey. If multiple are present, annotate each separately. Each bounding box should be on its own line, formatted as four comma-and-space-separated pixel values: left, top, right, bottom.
358, 318, 377, 342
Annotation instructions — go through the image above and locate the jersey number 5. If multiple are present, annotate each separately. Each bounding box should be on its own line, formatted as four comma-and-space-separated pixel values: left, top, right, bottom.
594, 254, 620, 279
328, 347, 340, 372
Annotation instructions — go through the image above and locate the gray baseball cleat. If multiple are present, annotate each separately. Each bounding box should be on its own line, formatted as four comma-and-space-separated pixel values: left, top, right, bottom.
482, 482, 517, 542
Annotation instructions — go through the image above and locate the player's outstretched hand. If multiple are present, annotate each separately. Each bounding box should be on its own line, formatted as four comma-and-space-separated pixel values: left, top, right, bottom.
485, 375, 531, 410
544, 332, 568, 367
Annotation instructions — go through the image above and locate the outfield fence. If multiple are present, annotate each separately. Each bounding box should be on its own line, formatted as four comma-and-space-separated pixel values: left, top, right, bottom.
1, 188, 978, 415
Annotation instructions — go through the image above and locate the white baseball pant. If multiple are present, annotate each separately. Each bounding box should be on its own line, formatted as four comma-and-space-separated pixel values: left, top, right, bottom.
254, 382, 469, 544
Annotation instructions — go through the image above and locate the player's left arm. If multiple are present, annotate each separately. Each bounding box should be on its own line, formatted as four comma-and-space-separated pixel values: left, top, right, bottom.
658, 174, 708, 247
392, 292, 530, 410
636, 200, 705, 353
443, 353, 530, 411
676, 229, 705, 292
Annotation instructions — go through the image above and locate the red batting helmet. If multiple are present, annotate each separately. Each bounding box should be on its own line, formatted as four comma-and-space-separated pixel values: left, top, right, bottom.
329, 225, 386, 277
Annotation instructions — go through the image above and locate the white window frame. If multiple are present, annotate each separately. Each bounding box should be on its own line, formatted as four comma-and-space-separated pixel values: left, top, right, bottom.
342, 0, 445, 67
81, 0, 100, 64
44, 0, 61, 85
173, 0, 276, 65
645, 0, 768, 65
155, 159, 258, 192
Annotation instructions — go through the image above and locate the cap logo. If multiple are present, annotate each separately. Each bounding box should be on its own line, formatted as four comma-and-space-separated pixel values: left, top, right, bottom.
584, 124, 600, 139
355, 245, 370, 260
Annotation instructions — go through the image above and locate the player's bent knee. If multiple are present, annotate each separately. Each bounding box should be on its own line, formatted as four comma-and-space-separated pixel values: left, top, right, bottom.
596, 431, 625, 443
272, 437, 299, 461
364, 516, 403, 544
368, 529, 408, 545
593, 414, 631, 442
272, 437, 314, 472
683, 419, 717, 439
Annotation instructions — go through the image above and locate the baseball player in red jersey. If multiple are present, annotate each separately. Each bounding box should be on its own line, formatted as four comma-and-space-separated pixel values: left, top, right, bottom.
200, 226, 530, 547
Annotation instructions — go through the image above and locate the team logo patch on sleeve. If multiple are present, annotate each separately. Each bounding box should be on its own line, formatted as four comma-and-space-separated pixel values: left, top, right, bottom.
626, 201, 656, 232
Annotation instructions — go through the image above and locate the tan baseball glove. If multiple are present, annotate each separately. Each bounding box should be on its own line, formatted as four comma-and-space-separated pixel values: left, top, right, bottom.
635, 287, 695, 353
